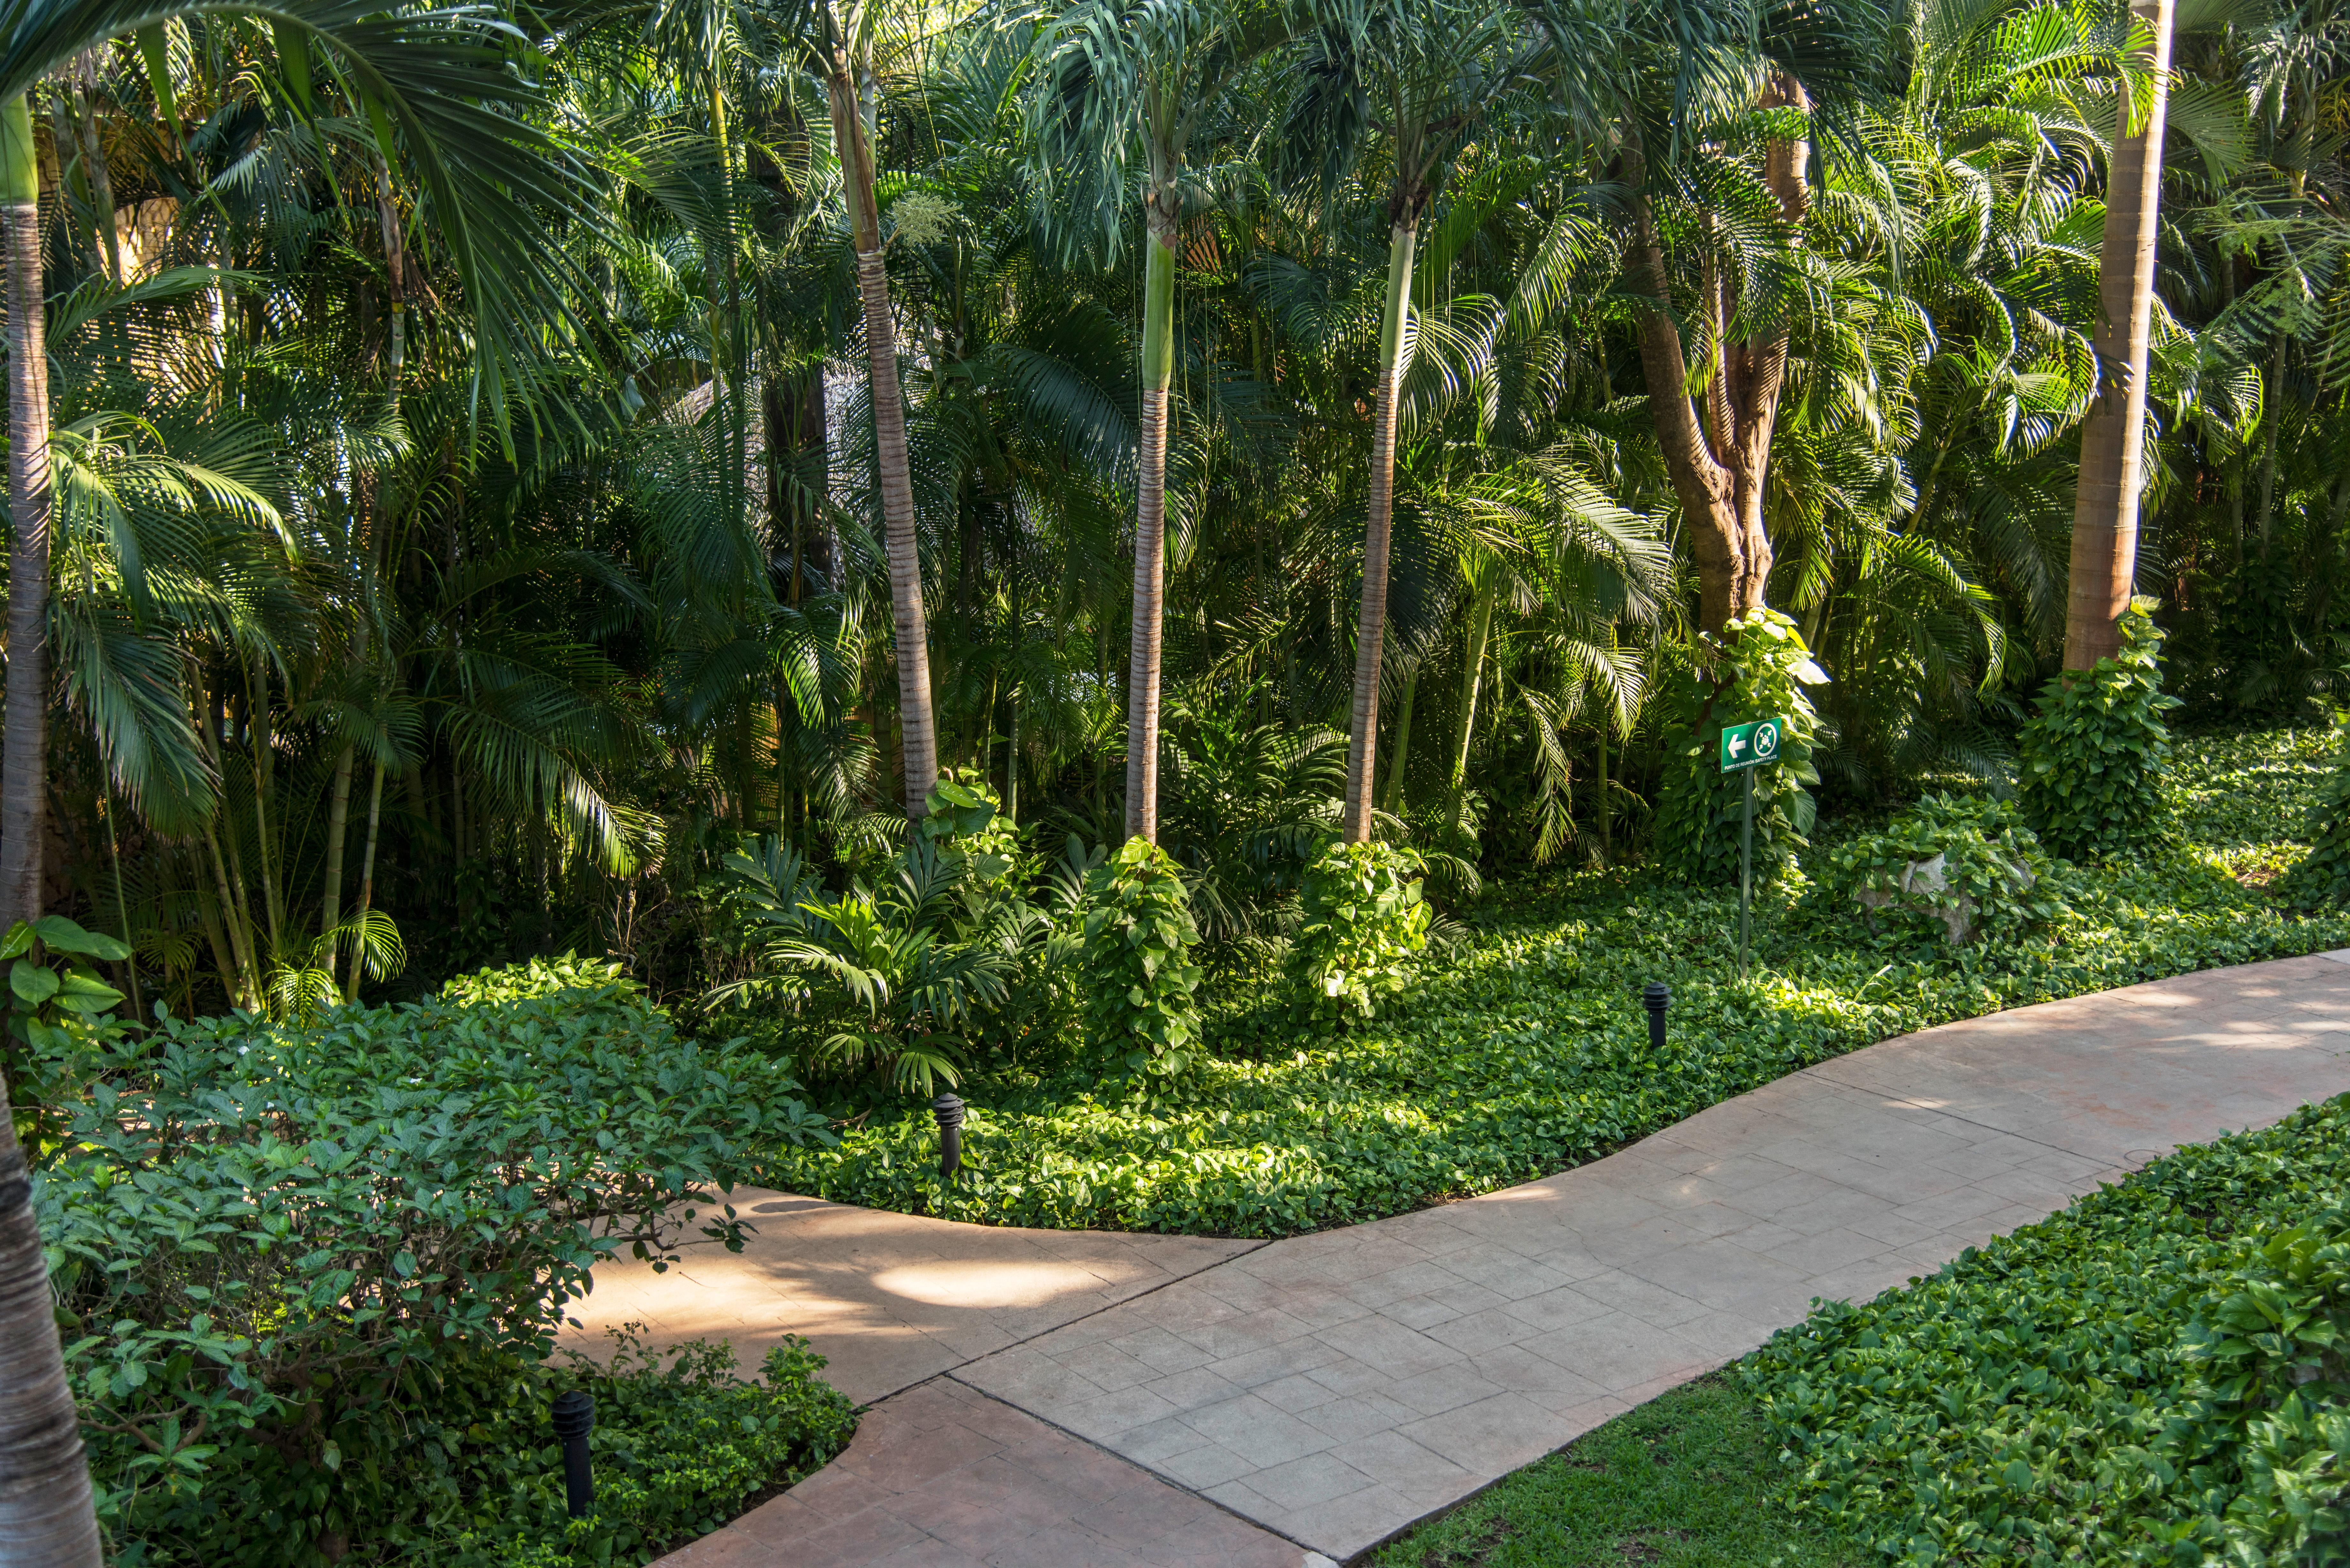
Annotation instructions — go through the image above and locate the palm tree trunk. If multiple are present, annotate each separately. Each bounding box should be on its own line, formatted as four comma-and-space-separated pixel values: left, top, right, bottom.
0, 97, 51, 931
70, 66, 118, 285
1449, 578, 1494, 810
0, 1046, 101, 1568
1343, 217, 1417, 841
344, 760, 385, 1002
2254, 337, 2285, 553
2063, 0, 2173, 671
828, 59, 937, 818
1126, 218, 1177, 842
1005, 692, 1020, 826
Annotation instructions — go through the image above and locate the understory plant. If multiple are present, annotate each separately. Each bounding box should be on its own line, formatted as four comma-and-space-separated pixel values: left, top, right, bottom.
1745, 1093, 2350, 1567
2017, 599, 2181, 862
3, 913, 131, 1153
1817, 794, 2064, 944
1082, 837, 1204, 1075
51, 956, 830, 1564
1654, 608, 1828, 887
1291, 838, 1432, 1021
2280, 737, 2350, 908
712, 779, 1074, 1095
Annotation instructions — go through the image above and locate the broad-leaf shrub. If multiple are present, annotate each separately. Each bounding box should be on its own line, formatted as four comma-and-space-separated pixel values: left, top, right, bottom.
52, 955, 830, 1563
3, 913, 130, 1153
1816, 794, 2064, 944
1082, 838, 1204, 1074
2018, 600, 2182, 862
121, 1331, 854, 1568
1744, 1095, 2350, 1567
1655, 608, 1828, 886
1292, 839, 1432, 1021
711, 778, 1075, 1095
2279, 739, 2350, 908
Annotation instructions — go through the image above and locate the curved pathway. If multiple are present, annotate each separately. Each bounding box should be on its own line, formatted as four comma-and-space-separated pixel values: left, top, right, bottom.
598, 952, 2350, 1567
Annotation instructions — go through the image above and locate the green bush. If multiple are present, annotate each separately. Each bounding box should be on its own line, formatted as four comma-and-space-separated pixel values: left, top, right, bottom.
2018, 600, 2182, 862
1082, 837, 1205, 1075
2278, 738, 2350, 908
50, 955, 831, 1565
1292, 839, 1432, 1021
1744, 1095, 2350, 1567
1655, 608, 1828, 887
124, 1331, 854, 1568
1816, 794, 2065, 944
3, 913, 131, 1154
710, 778, 1077, 1096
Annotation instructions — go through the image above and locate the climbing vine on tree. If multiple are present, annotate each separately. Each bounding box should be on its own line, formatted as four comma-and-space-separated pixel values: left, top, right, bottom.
1653, 609, 1828, 887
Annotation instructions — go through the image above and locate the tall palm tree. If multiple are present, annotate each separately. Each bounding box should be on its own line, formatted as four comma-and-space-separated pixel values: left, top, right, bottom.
1282, 0, 1528, 839
0, 8, 603, 1559
2063, 0, 2173, 670
1030, 0, 1292, 842
814, 0, 940, 817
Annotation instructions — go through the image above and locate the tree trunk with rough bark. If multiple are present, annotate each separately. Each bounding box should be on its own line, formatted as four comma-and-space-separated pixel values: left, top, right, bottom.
2063, 0, 2173, 671
1125, 209, 1178, 842
0, 106, 98, 1542
828, 59, 936, 817
1629, 78, 1809, 634
1343, 218, 1418, 841
0, 97, 49, 933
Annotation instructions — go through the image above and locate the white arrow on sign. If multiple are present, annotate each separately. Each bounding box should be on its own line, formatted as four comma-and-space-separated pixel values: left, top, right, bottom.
1727, 732, 1747, 758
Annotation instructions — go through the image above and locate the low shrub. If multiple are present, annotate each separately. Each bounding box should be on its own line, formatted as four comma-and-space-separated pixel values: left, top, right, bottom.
1291, 839, 1431, 1021
1815, 794, 2065, 944
1743, 1095, 2350, 1567
2018, 599, 2181, 862
119, 1329, 854, 1568
1654, 607, 1828, 888
51, 955, 831, 1564
1082, 837, 1205, 1075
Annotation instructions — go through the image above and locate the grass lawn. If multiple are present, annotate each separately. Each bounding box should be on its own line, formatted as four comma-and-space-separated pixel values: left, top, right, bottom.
763, 728, 2350, 1237
1370, 1376, 1863, 1568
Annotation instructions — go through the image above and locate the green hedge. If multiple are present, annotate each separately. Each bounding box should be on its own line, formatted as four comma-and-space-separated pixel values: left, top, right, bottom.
1744, 1095, 2350, 1566
765, 732, 2350, 1238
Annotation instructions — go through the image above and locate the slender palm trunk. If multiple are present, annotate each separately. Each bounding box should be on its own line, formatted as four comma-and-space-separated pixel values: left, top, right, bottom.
1449, 578, 1494, 809
2063, 0, 2173, 671
70, 66, 117, 285
0, 97, 50, 931
1005, 693, 1020, 826
828, 57, 936, 818
1342, 217, 1417, 841
1126, 220, 1177, 842
344, 761, 385, 1003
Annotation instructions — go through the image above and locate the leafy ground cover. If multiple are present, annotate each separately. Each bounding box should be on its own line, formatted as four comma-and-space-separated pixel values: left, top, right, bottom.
765, 728, 2350, 1237
1370, 1376, 1864, 1568
1741, 1092, 2350, 1566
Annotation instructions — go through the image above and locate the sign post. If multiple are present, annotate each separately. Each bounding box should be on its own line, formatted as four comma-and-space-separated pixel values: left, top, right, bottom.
1719, 717, 1784, 978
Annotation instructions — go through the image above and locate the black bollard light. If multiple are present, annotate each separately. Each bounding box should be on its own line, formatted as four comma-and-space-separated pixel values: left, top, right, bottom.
933, 1092, 966, 1180
1642, 981, 1671, 1053
551, 1390, 595, 1519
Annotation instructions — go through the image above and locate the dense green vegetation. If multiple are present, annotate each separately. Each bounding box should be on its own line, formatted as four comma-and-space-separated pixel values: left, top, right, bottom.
47, 955, 843, 1566
765, 728, 2350, 1236
1744, 1094, 2350, 1566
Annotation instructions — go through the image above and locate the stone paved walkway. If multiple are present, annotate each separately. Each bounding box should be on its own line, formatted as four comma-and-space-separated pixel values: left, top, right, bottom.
602, 952, 2350, 1566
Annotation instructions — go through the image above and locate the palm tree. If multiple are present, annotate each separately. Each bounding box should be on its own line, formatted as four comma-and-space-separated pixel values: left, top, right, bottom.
813, 0, 940, 817
2062, 0, 2174, 670
1282, 0, 1529, 839
1030, 0, 1292, 842
0, 8, 603, 1558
